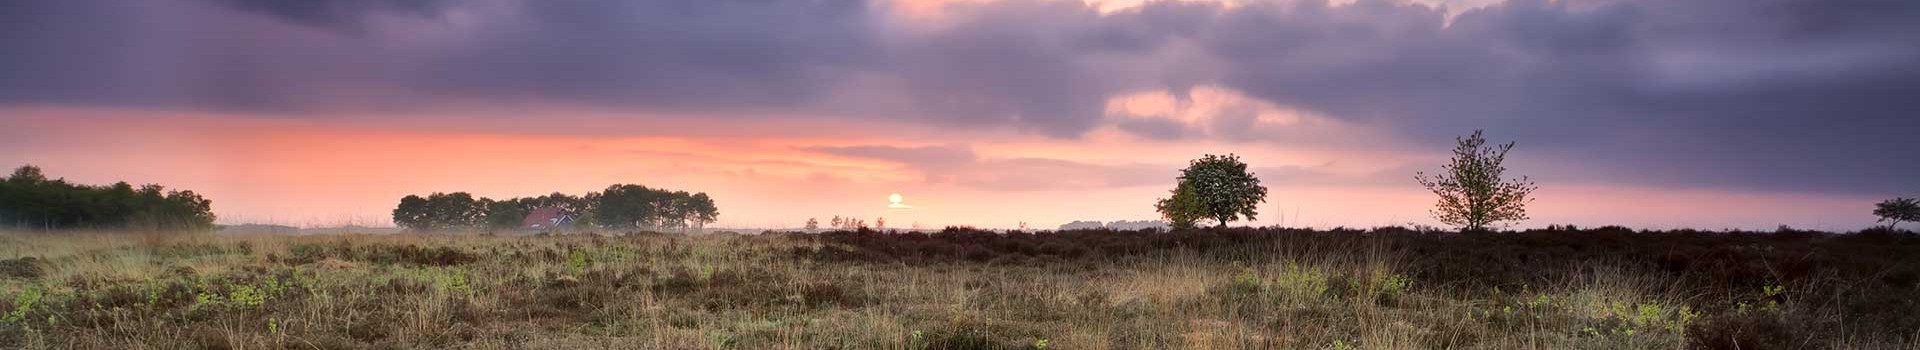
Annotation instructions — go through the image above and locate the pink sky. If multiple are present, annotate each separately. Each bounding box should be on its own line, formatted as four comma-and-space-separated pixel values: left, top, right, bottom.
0, 105, 1877, 230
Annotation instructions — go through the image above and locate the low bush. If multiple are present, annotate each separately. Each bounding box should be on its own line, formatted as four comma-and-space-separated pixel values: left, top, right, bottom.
0, 257, 44, 280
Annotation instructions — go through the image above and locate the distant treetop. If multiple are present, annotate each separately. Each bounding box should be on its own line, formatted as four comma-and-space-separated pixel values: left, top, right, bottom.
0, 165, 216, 231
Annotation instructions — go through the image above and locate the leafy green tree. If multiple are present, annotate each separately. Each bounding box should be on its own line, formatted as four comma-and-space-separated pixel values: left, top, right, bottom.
389, 192, 486, 231
1170, 154, 1268, 228
477, 192, 590, 230
430, 192, 487, 230
390, 185, 711, 232
595, 184, 674, 229
684, 192, 718, 229
0, 165, 215, 231
8, 166, 46, 183
1416, 130, 1538, 232
484, 198, 533, 229
660, 190, 694, 230
590, 184, 719, 230
1875, 197, 1920, 230
393, 195, 432, 230
1155, 180, 1208, 229
135, 187, 214, 231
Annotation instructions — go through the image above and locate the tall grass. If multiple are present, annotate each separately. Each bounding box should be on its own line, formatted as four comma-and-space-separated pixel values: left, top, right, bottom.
0, 227, 1915, 349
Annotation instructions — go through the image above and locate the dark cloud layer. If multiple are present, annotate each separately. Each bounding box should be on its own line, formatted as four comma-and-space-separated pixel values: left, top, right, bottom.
209, 0, 455, 32
807, 144, 1169, 190
1197, 0, 1920, 194
2, 0, 1915, 195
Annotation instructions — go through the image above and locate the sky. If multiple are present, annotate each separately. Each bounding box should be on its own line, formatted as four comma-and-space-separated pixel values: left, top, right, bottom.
1, 0, 1915, 230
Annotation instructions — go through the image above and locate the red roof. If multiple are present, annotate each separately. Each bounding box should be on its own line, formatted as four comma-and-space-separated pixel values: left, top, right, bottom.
521, 206, 571, 229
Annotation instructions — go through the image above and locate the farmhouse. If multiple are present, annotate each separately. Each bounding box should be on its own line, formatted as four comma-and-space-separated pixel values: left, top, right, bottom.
521, 206, 574, 230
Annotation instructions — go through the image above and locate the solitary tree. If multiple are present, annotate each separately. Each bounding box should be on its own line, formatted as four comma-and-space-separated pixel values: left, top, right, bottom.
1875, 197, 1920, 230
1416, 130, 1538, 232
804, 218, 820, 230
1161, 154, 1268, 228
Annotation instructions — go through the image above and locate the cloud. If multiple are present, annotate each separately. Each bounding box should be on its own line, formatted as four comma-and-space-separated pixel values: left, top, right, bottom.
205, 0, 455, 32
806, 144, 1171, 190
2, 0, 1916, 195
1189, 0, 1920, 193
411, 0, 881, 112
806, 145, 979, 168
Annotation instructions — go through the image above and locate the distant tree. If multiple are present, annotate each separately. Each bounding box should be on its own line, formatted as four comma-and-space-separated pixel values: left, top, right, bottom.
493, 192, 588, 230
1170, 154, 1268, 228
390, 192, 486, 232
587, 184, 718, 231
393, 195, 432, 230
538, 192, 589, 217
804, 218, 820, 230
9, 166, 46, 183
1875, 197, 1920, 230
137, 186, 215, 231
595, 184, 667, 229
0, 165, 214, 231
685, 192, 718, 229
1416, 130, 1538, 232
484, 197, 534, 230
830, 216, 844, 229
431, 192, 487, 230
875, 217, 886, 229
661, 190, 694, 230
574, 191, 602, 227
1155, 180, 1209, 229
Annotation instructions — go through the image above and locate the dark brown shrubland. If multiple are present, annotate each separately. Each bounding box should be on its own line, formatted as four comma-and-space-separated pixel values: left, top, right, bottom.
0, 227, 1914, 349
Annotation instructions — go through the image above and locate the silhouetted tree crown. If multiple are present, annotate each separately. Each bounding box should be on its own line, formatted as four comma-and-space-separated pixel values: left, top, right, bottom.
1875, 197, 1919, 230
0, 165, 215, 231
1416, 130, 1537, 232
390, 184, 717, 232
1162, 154, 1268, 228
391, 192, 487, 231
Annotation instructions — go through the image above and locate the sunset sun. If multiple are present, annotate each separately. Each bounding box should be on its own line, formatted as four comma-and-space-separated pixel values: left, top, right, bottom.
887, 193, 912, 209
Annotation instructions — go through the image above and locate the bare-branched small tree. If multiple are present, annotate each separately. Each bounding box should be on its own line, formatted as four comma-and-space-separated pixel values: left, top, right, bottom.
1416, 130, 1538, 232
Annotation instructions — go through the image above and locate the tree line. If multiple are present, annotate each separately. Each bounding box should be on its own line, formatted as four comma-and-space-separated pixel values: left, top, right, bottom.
391, 184, 717, 232
0, 165, 215, 231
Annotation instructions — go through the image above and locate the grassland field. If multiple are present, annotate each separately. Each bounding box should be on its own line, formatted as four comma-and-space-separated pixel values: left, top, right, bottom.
0, 227, 1917, 349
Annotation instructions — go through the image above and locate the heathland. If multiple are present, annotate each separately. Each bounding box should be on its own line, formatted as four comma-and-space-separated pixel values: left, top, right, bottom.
1, 227, 1916, 349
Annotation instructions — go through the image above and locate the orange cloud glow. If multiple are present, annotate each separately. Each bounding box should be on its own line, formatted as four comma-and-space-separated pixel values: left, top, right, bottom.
0, 106, 1880, 230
